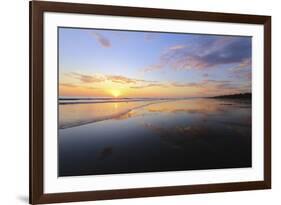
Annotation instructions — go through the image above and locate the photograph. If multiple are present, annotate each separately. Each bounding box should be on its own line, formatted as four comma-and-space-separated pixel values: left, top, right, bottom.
58, 27, 252, 177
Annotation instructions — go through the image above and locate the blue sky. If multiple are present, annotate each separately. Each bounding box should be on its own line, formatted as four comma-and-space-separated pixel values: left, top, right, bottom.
58, 27, 252, 98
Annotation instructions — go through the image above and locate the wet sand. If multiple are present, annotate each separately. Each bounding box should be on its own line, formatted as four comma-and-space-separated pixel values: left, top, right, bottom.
58, 98, 252, 177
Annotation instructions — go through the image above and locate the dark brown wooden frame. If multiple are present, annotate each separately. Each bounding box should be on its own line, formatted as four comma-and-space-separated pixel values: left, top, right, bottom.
30, 1, 271, 204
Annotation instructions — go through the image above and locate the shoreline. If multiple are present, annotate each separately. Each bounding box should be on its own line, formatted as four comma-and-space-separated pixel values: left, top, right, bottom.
59, 93, 252, 105
59, 97, 194, 105
59, 100, 170, 129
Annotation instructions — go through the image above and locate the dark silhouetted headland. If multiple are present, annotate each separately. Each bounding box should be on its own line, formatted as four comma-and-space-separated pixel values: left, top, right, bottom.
210, 93, 252, 99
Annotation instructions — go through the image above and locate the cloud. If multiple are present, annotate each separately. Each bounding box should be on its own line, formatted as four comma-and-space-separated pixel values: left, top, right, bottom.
171, 80, 233, 89
201, 79, 250, 94
59, 83, 96, 90
128, 78, 242, 94
202, 73, 209, 78
140, 36, 251, 74
60, 83, 78, 88
200, 38, 251, 66
91, 32, 111, 48
168, 45, 187, 51
203, 79, 231, 84
107, 75, 157, 84
62, 71, 250, 96
70, 72, 106, 83
169, 79, 246, 95
159, 36, 251, 71
140, 45, 187, 73
107, 75, 137, 84
230, 58, 251, 71
229, 58, 252, 80
244, 72, 251, 80
230, 70, 252, 80
170, 82, 202, 88
142, 64, 164, 73
130, 83, 168, 89
68, 72, 157, 85
141, 35, 252, 73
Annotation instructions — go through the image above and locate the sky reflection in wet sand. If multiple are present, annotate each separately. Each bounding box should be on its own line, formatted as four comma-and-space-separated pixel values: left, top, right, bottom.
58, 98, 251, 177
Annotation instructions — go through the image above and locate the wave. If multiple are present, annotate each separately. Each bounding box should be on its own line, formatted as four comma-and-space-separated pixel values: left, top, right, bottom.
59, 97, 191, 105
59, 100, 169, 129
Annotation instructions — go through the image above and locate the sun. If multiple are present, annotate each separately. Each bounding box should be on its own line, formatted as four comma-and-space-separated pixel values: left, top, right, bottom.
110, 89, 121, 98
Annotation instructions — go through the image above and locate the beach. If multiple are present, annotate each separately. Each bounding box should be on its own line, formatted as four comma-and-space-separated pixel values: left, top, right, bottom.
58, 98, 252, 177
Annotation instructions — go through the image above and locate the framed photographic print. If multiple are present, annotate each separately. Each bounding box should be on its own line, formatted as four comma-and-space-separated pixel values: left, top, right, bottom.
30, 1, 271, 204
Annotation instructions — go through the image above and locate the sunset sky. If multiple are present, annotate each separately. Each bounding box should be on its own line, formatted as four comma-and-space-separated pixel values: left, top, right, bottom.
59, 27, 252, 98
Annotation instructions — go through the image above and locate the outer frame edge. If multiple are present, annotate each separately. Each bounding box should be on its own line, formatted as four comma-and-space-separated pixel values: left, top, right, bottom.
29, 1, 272, 204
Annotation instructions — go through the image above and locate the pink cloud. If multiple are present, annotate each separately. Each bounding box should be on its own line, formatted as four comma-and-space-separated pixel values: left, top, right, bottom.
68, 72, 157, 84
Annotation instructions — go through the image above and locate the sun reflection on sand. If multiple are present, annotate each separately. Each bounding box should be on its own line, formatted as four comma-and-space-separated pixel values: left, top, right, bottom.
59, 98, 250, 129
